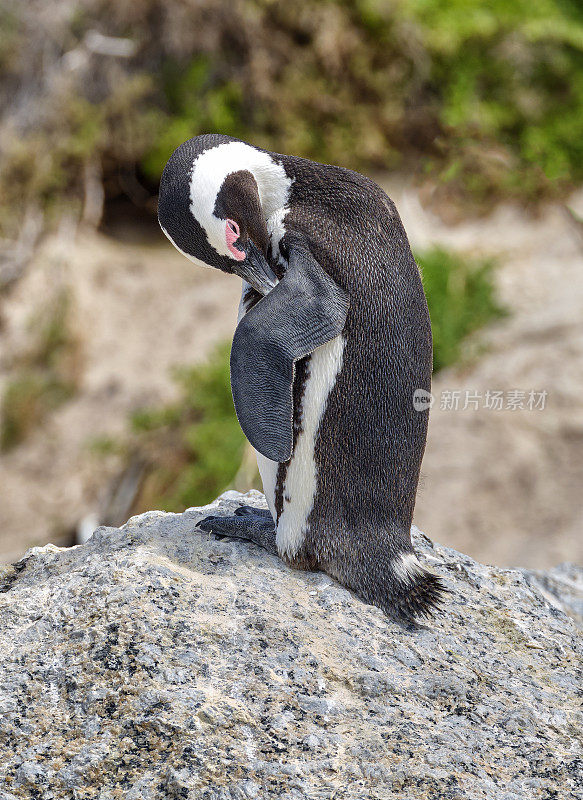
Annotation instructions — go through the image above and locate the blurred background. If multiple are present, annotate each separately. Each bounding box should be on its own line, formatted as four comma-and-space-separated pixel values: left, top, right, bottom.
0, 0, 582, 568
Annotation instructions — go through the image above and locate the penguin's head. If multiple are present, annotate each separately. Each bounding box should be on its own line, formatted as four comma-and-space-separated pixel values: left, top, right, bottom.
158, 135, 291, 295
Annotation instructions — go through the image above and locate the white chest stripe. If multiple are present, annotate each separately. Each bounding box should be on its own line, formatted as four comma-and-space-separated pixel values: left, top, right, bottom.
276, 335, 345, 559
255, 450, 278, 520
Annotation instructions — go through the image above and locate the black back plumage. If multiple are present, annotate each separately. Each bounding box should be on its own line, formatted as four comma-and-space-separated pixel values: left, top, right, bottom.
269, 154, 443, 621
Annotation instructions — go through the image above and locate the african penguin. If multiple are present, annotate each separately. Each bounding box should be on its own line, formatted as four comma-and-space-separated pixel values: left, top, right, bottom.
158, 134, 444, 623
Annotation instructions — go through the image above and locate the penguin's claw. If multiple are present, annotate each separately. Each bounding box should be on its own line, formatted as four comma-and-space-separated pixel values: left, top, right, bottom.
197, 507, 277, 555
234, 505, 272, 519
197, 515, 221, 532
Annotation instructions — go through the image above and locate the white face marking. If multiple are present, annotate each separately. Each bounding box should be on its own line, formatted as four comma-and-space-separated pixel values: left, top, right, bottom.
189, 141, 292, 262
391, 552, 427, 584
276, 336, 345, 559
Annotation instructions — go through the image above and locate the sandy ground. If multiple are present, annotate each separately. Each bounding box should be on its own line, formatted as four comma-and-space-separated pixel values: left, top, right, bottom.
0, 185, 582, 567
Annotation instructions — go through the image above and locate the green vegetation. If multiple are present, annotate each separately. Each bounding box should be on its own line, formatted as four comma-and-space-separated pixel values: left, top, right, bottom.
141, 58, 245, 181
404, 0, 583, 203
0, 291, 81, 451
126, 247, 505, 513
2, 0, 583, 235
141, 0, 583, 203
128, 345, 247, 511
1, 374, 75, 452
416, 247, 507, 371
0, 73, 157, 233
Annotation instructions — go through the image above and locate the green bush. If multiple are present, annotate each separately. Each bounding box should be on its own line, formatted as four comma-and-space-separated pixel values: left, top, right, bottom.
403, 0, 583, 202
129, 344, 246, 511
120, 0, 583, 205
416, 247, 507, 371
0, 290, 81, 451
141, 58, 246, 181
3, 0, 583, 233
1, 373, 75, 451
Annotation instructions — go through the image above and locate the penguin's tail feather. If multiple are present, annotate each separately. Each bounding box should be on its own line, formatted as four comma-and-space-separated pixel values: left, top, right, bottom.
319, 534, 447, 624
386, 551, 446, 622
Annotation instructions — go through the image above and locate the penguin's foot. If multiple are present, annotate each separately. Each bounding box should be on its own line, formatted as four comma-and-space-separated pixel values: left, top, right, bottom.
198, 505, 277, 555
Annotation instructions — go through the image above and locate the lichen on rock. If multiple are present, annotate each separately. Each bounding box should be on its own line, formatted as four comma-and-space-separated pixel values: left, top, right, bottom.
0, 491, 581, 799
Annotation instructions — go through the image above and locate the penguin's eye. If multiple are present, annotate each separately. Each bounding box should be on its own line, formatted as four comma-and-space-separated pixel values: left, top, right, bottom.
226, 219, 239, 238
225, 218, 245, 260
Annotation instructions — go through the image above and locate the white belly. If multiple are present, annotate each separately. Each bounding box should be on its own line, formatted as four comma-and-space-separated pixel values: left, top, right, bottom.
275, 335, 345, 559
254, 450, 278, 520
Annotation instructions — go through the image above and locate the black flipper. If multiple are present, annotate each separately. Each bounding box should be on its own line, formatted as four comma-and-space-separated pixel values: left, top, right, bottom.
198, 505, 278, 554
230, 244, 349, 462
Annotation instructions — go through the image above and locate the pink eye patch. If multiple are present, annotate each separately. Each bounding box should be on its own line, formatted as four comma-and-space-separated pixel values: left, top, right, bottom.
225, 219, 245, 261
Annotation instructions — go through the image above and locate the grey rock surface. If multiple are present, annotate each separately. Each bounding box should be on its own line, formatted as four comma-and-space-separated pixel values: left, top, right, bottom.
520, 563, 583, 629
0, 490, 581, 799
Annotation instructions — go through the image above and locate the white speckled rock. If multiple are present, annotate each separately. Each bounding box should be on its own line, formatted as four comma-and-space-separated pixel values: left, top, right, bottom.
0, 491, 581, 799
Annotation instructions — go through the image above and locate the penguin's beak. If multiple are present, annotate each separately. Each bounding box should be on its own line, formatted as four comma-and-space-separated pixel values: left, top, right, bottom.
235, 239, 278, 296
